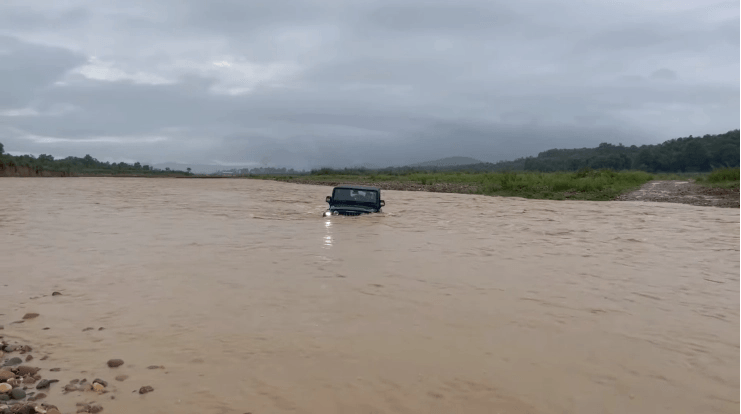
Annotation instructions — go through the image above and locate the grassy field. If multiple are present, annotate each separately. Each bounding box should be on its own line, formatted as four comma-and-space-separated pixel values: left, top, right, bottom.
693, 167, 740, 189
254, 169, 658, 201
250, 167, 741, 201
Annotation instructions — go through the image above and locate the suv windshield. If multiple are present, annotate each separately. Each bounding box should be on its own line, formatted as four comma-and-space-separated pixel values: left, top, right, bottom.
332, 189, 378, 205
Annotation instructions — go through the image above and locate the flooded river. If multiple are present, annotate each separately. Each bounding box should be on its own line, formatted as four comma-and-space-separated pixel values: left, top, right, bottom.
0, 178, 738, 414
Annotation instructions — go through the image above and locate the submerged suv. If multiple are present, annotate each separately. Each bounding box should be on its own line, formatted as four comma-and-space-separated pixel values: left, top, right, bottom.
324, 185, 385, 217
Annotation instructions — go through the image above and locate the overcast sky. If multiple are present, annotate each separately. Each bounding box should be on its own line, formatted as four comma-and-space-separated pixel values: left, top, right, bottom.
0, 0, 738, 170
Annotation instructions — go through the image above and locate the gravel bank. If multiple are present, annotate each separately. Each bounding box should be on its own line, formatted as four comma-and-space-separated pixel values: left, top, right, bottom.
615, 180, 739, 208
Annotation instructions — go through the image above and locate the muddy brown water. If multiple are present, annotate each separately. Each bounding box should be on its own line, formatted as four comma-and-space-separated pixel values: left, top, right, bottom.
0, 178, 738, 414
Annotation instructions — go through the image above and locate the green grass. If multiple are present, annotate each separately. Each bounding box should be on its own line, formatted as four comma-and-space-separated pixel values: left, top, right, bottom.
254, 168, 657, 201
652, 172, 704, 180
694, 167, 740, 189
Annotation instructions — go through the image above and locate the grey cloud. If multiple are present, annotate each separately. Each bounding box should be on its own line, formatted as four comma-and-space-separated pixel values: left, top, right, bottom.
0, 0, 738, 170
0, 6, 89, 33
650, 68, 677, 80
0, 36, 87, 109
364, 3, 520, 33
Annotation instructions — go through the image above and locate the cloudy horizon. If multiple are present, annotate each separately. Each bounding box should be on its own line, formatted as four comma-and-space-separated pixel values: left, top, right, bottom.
1, 0, 738, 171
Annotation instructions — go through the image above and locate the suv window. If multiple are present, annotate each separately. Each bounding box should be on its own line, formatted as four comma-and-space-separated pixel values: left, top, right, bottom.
333, 189, 378, 204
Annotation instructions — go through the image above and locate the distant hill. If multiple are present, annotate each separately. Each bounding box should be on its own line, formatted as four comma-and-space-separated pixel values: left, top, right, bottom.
410, 156, 483, 167
311, 130, 740, 175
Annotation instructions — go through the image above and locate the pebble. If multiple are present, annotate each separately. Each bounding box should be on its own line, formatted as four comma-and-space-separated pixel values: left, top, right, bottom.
0, 371, 14, 381
47, 409, 61, 414
22, 314, 39, 320
138, 385, 154, 394
114, 375, 128, 382
146, 365, 164, 370
48, 369, 60, 372
22, 377, 36, 385
11, 405, 32, 414
106, 359, 124, 368
10, 388, 26, 400
51, 292, 62, 296
0, 384, 11, 393
24, 355, 33, 362
92, 383, 104, 392
82, 328, 94, 332
75, 404, 103, 414
35, 380, 58, 390
92, 379, 107, 387
28, 393, 46, 401
2, 358, 21, 367
16, 366, 41, 376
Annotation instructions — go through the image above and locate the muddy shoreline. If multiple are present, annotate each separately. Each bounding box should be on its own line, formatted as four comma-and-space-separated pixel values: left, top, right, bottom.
270, 177, 740, 208
4, 173, 738, 208
0, 330, 110, 414
615, 180, 739, 208
1, 319, 159, 414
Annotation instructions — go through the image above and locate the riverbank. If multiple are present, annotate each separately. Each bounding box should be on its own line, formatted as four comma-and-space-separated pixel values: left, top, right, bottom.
247, 170, 739, 207
1, 309, 162, 414
1, 326, 110, 414
249, 170, 656, 201
615, 180, 739, 208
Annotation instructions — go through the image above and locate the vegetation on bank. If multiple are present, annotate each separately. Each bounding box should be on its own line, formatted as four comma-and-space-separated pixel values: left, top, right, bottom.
258, 168, 656, 201
298, 129, 739, 176
0, 147, 191, 176
693, 167, 740, 189
1, 128, 738, 201
244, 129, 739, 201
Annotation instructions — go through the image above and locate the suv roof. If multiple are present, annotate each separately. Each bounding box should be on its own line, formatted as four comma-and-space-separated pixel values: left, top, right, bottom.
333, 185, 381, 191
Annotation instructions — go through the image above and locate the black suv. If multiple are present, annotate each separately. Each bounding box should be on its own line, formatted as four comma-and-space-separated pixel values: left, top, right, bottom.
324, 185, 385, 217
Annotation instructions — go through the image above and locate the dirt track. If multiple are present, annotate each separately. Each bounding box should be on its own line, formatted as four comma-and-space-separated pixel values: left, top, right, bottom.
615, 180, 739, 208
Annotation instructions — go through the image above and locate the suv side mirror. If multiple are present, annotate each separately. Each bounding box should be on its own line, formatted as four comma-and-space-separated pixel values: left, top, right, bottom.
380, 200, 385, 207
326, 196, 332, 203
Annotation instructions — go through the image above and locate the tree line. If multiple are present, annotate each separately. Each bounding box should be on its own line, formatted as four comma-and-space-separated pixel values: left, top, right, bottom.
310, 129, 740, 175
1, 129, 737, 176
0, 147, 191, 175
